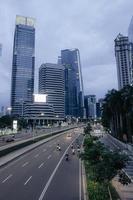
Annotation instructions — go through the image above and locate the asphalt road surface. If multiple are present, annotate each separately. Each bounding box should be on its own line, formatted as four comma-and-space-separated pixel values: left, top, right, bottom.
0, 128, 84, 200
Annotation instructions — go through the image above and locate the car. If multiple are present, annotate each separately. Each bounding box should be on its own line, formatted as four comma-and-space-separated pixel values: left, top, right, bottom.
3, 135, 15, 142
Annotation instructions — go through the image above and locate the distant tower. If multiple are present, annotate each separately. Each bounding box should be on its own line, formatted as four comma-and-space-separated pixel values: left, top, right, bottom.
84, 95, 96, 119
11, 15, 35, 116
115, 34, 132, 90
61, 49, 84, 118
39, 63, 65, 119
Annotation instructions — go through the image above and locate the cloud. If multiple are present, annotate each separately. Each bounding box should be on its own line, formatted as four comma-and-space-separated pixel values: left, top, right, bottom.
0, 0, 133, 107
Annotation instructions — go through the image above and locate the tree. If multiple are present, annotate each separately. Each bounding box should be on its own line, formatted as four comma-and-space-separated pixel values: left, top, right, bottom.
84, 122, 92, 135
0, 115, 13, 128
81, 137, 131, 185
102, 86, 133, 142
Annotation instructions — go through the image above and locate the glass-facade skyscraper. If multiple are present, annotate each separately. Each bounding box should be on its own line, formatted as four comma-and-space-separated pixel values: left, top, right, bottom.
39, 63, 65, 119
11, 16, 35, 116
61, 49, 84, 118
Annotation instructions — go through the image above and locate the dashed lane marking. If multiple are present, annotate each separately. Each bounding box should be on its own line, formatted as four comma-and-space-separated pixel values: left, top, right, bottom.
47, 155, 52, 159
34, 154, 39, 158
22, 162, 29, 167
2, 174, 13, 183
24, 176, 32, 185
38, 163, 44, 169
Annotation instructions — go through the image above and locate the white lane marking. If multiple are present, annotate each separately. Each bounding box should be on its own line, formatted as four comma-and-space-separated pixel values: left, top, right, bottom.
22, 162, 29, 167
2, 174, 13, 183
47, 155, 52, 159
34, 154, 39, 158
38, 163, 44, 169
43, 149, 46, 152
79, 159, 82, 200
24, 176, 32, 185
38, 136, 79, 200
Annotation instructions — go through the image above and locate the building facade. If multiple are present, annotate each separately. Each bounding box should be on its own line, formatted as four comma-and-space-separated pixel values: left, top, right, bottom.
115, 33, 132, 90
84, 95, 96, 119
11, 15, 35, 116
39, 63, 65, 119
24, 102, 55, 120
61, 49, 84, 118
128, 16, 133, 43
96, 98, 104, 119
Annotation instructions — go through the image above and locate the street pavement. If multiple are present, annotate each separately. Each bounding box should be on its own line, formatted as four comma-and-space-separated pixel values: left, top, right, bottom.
0, 126, 73, 148
0, 128, 84, 200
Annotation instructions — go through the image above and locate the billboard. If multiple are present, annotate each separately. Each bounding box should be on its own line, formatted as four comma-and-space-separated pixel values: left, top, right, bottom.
34, 94, 47, 103
13, 120, 18, 131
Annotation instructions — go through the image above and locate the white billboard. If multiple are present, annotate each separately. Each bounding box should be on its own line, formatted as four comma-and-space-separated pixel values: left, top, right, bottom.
34, 94, 47, 103
13, 120, 18, 131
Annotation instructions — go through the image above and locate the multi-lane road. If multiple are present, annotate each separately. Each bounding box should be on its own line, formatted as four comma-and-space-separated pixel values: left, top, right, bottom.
0, 129, 84, 200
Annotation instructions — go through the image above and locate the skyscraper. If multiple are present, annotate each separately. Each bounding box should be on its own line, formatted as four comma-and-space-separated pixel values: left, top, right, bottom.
11, 15, 35, 116
84, 95, 96, 119
115, 34, 132, 90
39, 63, 65, 119
61, 49, 84, 118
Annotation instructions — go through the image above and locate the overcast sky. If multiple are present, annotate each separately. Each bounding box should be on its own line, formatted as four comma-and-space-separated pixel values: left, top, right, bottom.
0, 0, 133, 107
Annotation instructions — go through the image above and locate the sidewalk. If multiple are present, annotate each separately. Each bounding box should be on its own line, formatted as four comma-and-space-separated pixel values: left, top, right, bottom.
112, 176, 133, 200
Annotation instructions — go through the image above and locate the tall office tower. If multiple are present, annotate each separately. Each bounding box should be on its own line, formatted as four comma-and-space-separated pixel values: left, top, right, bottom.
39, 63, 65, 119
84, 95, 96, 119
11, 15, 35, 116
61, 49, 84, 118
115, 34, 132, 90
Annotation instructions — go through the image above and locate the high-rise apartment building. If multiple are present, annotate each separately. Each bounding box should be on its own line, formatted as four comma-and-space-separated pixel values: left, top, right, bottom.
115, 34, 132, 90
11, 15, 35, 116
84, 95, 96, 119
61, 49, 84, 118
39, 63, 65, 119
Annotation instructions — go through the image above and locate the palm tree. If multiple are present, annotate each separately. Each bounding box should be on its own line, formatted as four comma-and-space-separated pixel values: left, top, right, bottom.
102, 86, 133, 142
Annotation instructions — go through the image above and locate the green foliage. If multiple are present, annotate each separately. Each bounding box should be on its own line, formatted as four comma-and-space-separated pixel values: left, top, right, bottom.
102, 85, 133, 142
0, 115, 13, 128
87, 181, 109, 200
18, 118, 28, 130
82, 137, 130, 184
118, 171, 131, 185
84, 122, 92, 135
83, 137, 130, 200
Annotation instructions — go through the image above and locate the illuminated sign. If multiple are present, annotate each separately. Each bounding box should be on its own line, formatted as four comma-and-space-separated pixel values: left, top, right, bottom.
16, 15, 35, 27
34, 94, 47, 103
13, 120, 18, 131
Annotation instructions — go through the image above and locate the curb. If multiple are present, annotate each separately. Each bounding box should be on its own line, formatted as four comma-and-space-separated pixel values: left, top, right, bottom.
81, 161, 88, 200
